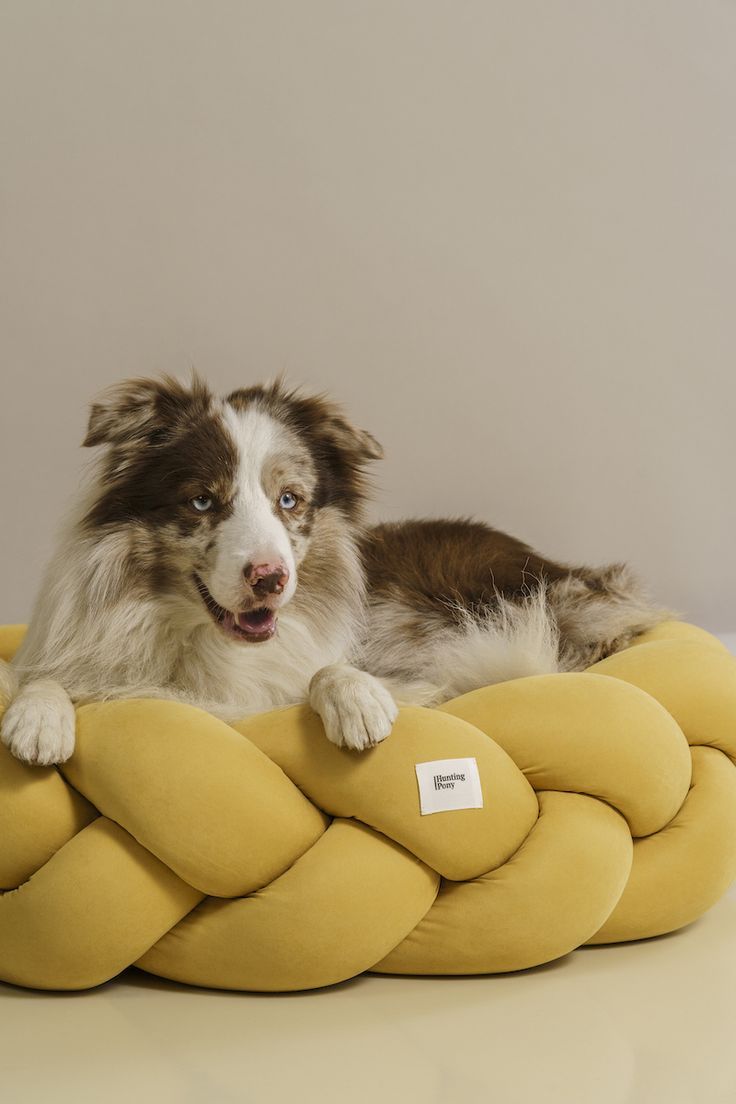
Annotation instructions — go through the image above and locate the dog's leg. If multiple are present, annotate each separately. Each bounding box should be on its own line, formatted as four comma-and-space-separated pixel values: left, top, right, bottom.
0, 658, 19, 703
309, 663, 399, 752
1, 679, 76, 765
549, 564, 674, 669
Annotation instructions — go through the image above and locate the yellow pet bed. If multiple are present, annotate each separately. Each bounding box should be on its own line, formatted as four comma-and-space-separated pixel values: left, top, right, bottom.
1, 620, 735, 992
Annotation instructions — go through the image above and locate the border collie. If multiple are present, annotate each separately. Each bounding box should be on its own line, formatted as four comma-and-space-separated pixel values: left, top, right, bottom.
0, 373, 670, 765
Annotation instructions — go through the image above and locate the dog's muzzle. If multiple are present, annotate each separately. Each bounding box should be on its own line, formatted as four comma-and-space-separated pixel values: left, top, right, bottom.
194, 574, 280, 643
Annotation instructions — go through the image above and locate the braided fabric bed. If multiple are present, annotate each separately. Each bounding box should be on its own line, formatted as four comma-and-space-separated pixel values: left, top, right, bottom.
1, 620, 734, 992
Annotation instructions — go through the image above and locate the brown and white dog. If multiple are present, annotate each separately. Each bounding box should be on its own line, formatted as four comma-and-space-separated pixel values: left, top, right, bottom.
0, 373, 669, 766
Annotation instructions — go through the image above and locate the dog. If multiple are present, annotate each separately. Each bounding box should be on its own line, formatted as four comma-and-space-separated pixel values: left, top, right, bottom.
0, 373, 670, 766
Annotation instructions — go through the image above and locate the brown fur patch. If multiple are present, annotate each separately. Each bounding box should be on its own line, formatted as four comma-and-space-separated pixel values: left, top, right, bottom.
360, 517, 571, 627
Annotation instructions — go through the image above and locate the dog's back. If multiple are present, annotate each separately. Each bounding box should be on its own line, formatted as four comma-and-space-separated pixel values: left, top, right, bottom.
355, 517, 670, 703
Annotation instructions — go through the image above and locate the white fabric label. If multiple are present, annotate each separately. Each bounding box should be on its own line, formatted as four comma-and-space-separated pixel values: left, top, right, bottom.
414, 757, 483, 815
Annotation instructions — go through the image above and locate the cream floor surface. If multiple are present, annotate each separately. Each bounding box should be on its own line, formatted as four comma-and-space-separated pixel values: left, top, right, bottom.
0, 884, 734, 1104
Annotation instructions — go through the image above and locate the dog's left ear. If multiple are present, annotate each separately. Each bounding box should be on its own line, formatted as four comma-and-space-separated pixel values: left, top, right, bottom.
266, 379, 384, 464
230, 377, 384, 465
317, 410, 384, 463
288, 396, 384, 516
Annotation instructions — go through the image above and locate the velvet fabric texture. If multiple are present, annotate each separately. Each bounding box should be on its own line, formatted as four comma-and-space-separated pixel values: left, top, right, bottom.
1, 621, 735, 991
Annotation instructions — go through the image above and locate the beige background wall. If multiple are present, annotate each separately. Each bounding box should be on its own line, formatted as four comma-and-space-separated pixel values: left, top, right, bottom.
1, 1, 734, 630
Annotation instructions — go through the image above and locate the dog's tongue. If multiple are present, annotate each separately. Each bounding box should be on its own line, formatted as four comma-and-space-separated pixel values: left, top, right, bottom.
227, 608, 276, 635
240, 608, 275, 633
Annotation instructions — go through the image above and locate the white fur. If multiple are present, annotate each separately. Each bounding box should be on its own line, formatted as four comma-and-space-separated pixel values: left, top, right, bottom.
0, 657, 18, 703
212, 405, 298, 611
4, 506, 367, 718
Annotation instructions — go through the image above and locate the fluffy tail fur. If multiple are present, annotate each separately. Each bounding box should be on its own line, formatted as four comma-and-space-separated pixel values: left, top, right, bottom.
381, 567, 672, 707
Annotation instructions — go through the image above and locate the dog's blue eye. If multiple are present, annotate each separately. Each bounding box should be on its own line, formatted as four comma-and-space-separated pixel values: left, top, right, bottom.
279, 491, 298, 510
191, 496, 213, 513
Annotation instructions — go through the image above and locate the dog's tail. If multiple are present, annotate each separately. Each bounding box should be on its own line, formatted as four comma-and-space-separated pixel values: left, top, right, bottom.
430, 583, 562, 699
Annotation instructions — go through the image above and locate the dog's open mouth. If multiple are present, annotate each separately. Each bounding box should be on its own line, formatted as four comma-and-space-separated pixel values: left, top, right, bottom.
194, 575, 278, 643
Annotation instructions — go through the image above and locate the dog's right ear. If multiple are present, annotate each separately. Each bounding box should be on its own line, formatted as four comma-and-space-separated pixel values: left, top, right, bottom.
83, 378, 161, 448
82, 372, 211, 448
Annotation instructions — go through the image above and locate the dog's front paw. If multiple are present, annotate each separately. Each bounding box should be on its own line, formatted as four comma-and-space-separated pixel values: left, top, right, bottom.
1, 680, 76, 765
309, 664, 399, 751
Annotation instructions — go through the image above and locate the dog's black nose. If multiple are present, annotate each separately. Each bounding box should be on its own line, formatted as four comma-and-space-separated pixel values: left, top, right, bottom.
244, 562, 289, 596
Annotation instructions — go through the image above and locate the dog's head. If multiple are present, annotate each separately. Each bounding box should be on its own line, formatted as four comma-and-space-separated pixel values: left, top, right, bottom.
82, 372, 382, 643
